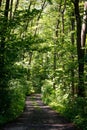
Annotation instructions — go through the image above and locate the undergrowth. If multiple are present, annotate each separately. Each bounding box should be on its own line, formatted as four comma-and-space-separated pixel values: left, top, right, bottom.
42, 79, 87, 130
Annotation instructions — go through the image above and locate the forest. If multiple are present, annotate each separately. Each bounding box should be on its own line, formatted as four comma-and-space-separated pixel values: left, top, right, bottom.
0, 0, 87, 130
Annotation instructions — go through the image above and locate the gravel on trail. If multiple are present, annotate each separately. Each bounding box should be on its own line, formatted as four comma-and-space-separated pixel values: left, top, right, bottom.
2, 94, 79, 130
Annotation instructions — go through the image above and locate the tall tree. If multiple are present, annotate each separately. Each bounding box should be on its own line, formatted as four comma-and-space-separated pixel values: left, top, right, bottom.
53, 2, 62, 89
0, 0, 10, 82
74, 0, 85, 97
81, 1, 87, 48
70, 10, 76, 96
0, 0, 10, 113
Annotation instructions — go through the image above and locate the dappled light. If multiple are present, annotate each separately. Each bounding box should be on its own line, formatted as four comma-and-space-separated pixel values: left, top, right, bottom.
3, 94, 77, 130
0, 0, 87, 130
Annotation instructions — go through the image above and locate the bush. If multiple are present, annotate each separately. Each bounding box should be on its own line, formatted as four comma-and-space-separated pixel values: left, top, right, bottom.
41, 79, 54, 104
42, 80, 87, 130
0, 79, 26, 125
7, 87, 25, 120
25, 81, 35, 95
62, 97, 87, 130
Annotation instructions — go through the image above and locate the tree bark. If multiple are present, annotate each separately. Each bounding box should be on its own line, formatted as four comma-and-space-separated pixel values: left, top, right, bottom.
71, 11, 75, 96
0, 0, 10, 75
0, 0, 10, 113
10, 0, 13, 19
0, 0, 2, 7
81, 2, 87, 48
74, 1, 85, 97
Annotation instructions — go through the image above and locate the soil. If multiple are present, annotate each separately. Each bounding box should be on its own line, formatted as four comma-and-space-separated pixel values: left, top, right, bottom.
1, 94, 80, 130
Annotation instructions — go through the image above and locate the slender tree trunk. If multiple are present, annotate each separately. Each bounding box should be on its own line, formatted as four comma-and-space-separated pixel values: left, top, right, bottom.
71, 11, 75, 96
53, 3, 62, 89
10, 0, 13, 19
53, 46, 57, 89
53, 14, 60, 89
13, 0, 19, 18
74, 1, 85, 97
0, 0, 2, 7
0, 0, 10, 113
27, 52, 32, 80
0, 0, 10, 77
81, 2, 87, 48
80, 1, 87, 96
34, 0, 46, 36
61, 0, 66, 34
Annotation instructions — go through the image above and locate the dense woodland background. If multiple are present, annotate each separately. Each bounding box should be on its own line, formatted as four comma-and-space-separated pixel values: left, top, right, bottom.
0, 0, 87, 130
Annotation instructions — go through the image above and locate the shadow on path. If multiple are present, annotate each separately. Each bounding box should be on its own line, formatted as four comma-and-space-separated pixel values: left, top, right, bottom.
2, 94, 79, 130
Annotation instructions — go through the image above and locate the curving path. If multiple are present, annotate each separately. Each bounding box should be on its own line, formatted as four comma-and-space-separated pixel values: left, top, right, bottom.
2, 94, 79, 130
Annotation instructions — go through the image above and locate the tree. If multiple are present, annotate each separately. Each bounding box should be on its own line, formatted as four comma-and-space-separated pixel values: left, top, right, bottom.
81, 2, 87, 48
74, 0, 85, 97
0, 0, 11, 114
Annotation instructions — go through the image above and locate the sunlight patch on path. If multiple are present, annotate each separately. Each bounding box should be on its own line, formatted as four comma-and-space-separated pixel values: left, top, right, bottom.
4, 126, 27, 130
3, 94, 78, 130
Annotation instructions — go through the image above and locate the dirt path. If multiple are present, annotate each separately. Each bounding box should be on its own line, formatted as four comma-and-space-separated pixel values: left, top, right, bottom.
2, 94, 79, 130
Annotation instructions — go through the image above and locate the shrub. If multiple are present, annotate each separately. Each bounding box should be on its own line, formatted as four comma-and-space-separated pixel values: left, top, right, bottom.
41, 79, 54, 103
0, 79, 26, 125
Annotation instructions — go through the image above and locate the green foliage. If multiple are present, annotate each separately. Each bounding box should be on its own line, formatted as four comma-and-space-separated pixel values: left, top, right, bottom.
6, 84, 25, 120
42, 88, 87, 130
25, 81, 35, 95
62, 97, 87, 130
0, 66, 34, 125
46, 0, 53, 4
41, 79, 55, 103
0, 1, 87, 130
42, 79, 87, 130
0, 81, 25, 125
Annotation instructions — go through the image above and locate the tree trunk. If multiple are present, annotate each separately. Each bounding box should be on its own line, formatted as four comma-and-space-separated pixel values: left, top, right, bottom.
74, 1, 85, 97
0, 0, 10, 79
71, 11, 75, 96
0, 0, 2, 7
27, 52, 32, 80
0, 0, 10, 113
81, 2, 87, 48
53, 3, 62, 89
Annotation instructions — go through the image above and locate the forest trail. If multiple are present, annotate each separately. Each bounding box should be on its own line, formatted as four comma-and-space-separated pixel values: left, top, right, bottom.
2, 94, 79, 130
